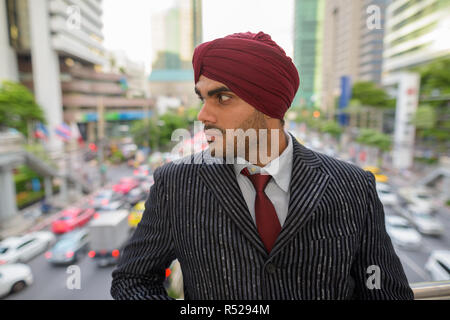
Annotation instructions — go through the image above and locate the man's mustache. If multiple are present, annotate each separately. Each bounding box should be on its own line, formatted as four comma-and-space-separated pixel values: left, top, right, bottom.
204, 125, 225, 134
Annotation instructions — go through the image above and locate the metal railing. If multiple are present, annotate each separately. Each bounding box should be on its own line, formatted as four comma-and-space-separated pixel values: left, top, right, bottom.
411, 281, 450, 300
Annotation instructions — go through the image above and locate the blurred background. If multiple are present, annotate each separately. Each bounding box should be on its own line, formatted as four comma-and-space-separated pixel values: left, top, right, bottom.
0, 0, 449, 300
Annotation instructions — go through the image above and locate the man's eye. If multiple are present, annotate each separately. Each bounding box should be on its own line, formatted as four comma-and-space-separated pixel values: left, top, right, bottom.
218, 95, 231, 103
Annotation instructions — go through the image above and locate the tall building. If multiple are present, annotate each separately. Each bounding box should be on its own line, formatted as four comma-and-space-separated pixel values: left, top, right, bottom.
0, 0, 153, 149
320, 0, 364, 116
382, 0, 450, 75
293, 0, 325, 108
150, 0, 203, 70
359, 0, 389, 85
149, 0, 203, 111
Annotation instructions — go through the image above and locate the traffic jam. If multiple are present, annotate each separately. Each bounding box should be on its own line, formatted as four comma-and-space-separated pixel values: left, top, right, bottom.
0, 164, 159, 298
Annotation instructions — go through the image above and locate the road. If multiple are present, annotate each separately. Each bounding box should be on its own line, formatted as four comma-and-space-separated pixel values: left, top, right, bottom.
385, 205, 450, 284
5, 250, 115, 300
5, 163, 134, 300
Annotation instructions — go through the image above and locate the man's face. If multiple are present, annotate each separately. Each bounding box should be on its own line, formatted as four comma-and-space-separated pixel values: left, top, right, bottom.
195, 75, 267, 161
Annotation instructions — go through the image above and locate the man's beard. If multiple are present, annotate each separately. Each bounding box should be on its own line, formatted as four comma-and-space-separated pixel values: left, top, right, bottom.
206, 111, 273, 165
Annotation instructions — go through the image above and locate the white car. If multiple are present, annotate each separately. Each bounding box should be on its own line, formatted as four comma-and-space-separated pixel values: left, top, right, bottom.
425, 251, 450, 281
0, 263, 33, 298
398, 187, 437, 214
405, 206, 444, 236
385, 215, 422, 249
0, 231, 56, 265
376, 183, 399, 207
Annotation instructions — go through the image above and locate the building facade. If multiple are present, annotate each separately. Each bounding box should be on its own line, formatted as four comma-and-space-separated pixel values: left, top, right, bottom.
293, 0, 325, 108
359, 0, 389, 85
320, 0, 364, 117
0, 0, 153, 149
383, 0, 450, 75
149, 0, 203, 114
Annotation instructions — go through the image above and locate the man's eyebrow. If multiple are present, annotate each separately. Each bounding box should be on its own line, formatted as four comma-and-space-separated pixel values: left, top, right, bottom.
195, 86, 232, 98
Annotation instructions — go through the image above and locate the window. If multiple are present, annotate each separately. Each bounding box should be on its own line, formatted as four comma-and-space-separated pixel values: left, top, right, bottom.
437, 260, 450, 275
17, 239, 35, 250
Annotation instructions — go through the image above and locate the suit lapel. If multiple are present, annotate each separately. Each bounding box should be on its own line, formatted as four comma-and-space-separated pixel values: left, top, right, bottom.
270, 136, 330, 257
198, 153, 268, 257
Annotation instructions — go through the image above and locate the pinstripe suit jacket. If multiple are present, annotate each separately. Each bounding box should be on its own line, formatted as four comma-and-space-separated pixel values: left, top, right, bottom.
111, 136, 414, 300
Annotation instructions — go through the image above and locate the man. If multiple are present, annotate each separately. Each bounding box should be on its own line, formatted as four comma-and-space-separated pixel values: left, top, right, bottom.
111, 32, 414, 300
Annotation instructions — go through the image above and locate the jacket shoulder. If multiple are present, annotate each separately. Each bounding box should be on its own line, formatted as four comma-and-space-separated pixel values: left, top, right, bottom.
312, 150, 373, 187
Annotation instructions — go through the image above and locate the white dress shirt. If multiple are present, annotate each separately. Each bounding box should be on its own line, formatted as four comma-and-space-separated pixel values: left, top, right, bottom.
233, 131, 293, 227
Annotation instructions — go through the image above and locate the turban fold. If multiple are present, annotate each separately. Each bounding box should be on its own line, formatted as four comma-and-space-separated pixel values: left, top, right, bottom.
192, 31, 299, 119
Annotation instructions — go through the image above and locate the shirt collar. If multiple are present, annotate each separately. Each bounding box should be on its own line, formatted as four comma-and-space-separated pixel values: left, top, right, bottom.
233, 130, 293, 192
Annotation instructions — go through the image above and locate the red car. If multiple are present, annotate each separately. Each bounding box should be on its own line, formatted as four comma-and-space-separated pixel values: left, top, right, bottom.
51, 208, 96, 234
112, 177, 139, 195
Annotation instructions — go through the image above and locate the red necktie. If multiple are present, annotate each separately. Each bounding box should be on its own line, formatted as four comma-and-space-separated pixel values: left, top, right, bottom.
241, 168, 281, 253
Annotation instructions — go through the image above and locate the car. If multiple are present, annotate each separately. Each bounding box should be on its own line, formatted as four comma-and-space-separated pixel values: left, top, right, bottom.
124, 188, 147, 206
51, 207, 95, 234
140, 175, 154, 193
385, 215, 422, 249
0, 264, 33, 298
425, 250, 450, 281
45, 229, 90, 266
89, 189, 123, 211
376, 183, 399, 207
133, 165, 151, 181
112, 177, 139, 195
128, 201, 145, 228
0, 231, 56, 265
401, 205, 444, 236
363, 166, 389, 183
398, 187, 437, 214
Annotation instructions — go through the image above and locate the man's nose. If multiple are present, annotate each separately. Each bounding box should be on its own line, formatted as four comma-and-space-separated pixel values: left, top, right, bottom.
197, 101, 216, 123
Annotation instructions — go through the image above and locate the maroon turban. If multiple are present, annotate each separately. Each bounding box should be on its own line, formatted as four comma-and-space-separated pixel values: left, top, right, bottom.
192, 31, 299, 119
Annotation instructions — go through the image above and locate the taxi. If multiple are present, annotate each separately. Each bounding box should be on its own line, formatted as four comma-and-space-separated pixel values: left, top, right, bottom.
128, 201, 145, 228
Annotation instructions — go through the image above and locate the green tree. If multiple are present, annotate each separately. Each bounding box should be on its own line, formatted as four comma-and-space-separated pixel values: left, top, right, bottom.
130, 118, 161, 150
319, 120, 343, 138
0, 80, 45, 136
356, 128, 392, 166
413, 58, 450, 156
158, 112, 190, 148
352, 81, 390, 108
130, 111, 191, 151
351, 81, 393, 131
416, 57, 450, 97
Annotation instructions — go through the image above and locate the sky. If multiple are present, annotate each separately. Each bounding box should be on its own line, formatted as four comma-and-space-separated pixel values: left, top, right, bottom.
102, 0, 294, 74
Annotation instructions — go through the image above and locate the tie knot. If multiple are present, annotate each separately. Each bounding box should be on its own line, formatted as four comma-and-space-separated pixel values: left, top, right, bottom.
241, 167, 272, 193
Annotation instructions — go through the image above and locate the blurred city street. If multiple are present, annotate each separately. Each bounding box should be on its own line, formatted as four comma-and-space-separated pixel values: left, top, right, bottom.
1, 0, 449, 300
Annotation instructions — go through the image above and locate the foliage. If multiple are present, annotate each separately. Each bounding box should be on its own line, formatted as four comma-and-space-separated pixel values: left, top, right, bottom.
109, 150, 125, 164
319, 120, 343, 138
0, 81, 45, 136
412, 105, 436, 129
415, 57, 450, 97
356, 128, 392, 152
130, 110, 192, 151
351, 81, 391, 109
130, 118, 161, 150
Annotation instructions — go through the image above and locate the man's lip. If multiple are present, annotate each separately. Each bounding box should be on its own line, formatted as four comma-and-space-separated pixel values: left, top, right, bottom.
204, 129, 222, 139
